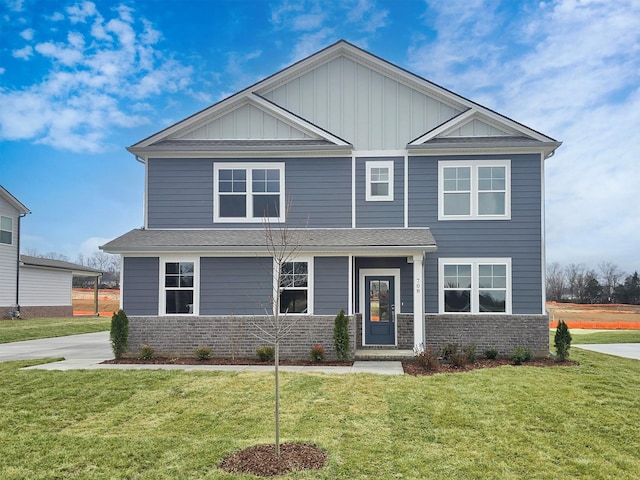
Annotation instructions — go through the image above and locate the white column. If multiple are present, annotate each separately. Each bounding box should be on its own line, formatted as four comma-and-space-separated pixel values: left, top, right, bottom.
413, 254, 425, 347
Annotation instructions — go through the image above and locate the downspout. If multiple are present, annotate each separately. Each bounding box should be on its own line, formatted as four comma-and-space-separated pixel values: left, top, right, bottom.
15, 213, 28, 317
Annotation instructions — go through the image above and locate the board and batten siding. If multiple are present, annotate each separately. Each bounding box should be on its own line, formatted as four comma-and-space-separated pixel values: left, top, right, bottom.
18, 267, 71, 306
355, 157, 404, 227
260, 55, 462, 151
408, 153, 544, 314
0, 202, 18, 306
200, 257, 272, 315
314, 256, 349, 315
122, 257, 159, 315
146, 157, 352, 229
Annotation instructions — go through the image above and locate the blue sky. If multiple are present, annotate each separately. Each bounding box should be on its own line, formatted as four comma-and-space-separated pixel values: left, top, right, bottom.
1, 0, 639, 273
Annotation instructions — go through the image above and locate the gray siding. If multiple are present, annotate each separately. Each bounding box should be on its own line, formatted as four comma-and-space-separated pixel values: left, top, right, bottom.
122, 257, 159, 315
147, 157, 351, 229
408, 154, 543, 314
355, 156, 404, 227
200, 257, 272, 315
314, 256, 349, 314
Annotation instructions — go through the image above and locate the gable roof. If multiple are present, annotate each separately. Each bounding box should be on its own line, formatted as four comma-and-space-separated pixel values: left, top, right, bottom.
20, 255, 103, 276
129, 40, 560, 157
0, 186, 31, 215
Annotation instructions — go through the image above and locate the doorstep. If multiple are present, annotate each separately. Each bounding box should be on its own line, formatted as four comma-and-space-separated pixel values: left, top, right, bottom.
355, 349, 414, 361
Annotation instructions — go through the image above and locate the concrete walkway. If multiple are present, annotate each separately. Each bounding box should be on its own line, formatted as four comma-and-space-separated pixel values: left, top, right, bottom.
0, 332, 404, 375
574, 343, 640, 360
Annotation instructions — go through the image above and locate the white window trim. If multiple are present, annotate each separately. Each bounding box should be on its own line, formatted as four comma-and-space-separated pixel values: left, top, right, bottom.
213, 162, 285, 223
365, 160, 394, 201
438, 258, 512, 314
0, 215, 13, 245
438, 160, 511, 220
274, 256, 313, 315
159, 256, 200, 316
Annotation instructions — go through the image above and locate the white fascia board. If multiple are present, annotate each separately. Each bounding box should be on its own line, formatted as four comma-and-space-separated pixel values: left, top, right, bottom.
109, 246, 437, 256
407, 145, 560, 157
409, 109, 476, 145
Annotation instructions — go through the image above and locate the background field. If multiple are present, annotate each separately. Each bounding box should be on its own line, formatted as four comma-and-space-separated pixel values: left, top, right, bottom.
72, 288, 120, 316
547, 302, 640, 329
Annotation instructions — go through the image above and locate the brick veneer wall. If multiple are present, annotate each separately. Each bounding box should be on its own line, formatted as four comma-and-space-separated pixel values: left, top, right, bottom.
355, 313, 413, 348
424, 314, 550, 358
126, 315, 356, 360
1, 305, 73, 319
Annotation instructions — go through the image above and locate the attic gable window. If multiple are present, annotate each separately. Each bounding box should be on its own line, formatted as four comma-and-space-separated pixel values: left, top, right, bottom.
0, 216, 12, 245
214, 163, 285, 223
439, 160, 511, 220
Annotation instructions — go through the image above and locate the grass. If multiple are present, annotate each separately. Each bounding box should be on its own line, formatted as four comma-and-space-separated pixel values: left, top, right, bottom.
1, 350, 639, 479
570, 330, 640, 344
0, 316, 110, 343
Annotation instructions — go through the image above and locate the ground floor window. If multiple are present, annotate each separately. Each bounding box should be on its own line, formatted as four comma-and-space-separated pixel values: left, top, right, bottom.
279, 260, 309, 314
439, 258, 511, 314
164, 261, 194, 314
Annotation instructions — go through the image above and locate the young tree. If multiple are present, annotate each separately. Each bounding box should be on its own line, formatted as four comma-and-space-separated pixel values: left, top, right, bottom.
554, 319, 572, 362
110, 309, 129, 359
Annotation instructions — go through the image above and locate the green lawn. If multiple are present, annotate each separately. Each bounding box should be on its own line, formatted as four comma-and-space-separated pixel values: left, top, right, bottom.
0, 316, 110, 343
570, 329, 640, 344
1, 349, 639, 479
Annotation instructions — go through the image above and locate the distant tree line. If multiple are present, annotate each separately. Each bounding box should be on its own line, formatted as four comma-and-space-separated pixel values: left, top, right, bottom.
547, 261, 640, 305
23, 249, 120, 289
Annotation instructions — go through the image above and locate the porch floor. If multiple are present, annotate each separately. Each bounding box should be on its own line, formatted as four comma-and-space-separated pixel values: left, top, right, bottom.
355, 349, 414, 361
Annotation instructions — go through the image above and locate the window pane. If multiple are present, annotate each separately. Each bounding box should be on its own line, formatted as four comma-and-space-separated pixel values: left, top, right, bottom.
293, 262, 307, 274
443, 167, 470, 192
253, 195, 280, 218
281, 262, 294, 275
166, 290, 194, 314
180, 275, 194, 288
253, 169, 280, 193
219, 195, 246, 217
0, 231, 12, 244
371, 183, 389, 197
444, 290, 471, 312
478, 192, 505, 215
444, 193, 470, 215
280, 290, 307, 314
165, 276, 179, 287
479, 290, 506, 312
165, 262, 179, 274
0, 216, 12, 230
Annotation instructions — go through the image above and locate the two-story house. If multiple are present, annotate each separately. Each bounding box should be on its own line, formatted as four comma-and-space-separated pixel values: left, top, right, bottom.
102, 41, 561, 360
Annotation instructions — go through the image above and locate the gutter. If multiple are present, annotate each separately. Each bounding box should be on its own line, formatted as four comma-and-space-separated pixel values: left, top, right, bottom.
15, 212, 29, 317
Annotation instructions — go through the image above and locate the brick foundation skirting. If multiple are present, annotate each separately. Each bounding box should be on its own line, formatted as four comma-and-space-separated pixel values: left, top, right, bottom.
0, 305, 73, 320
126, 315, 357, 361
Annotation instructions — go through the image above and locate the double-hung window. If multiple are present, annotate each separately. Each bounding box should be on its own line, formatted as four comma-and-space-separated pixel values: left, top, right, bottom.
214, 163, 285, 222
0, 216, 12, 245
439, 160, 510, 220
163, 261, 196, 314
278, 259, 311, 314
366, 160, 394, 201
439, 258, 511, 313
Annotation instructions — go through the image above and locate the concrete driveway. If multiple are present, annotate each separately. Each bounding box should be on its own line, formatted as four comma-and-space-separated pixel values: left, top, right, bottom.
574, 343, 640, 360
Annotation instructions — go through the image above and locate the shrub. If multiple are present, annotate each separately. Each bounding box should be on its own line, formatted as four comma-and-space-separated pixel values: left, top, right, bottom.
449, 350, 468, 368
333, 309, 350, 361
464, 344, 477, 363
195, 346, 212, 361
140, 344, 155, 360
110, 309, 129, 359
510, 346, 532, 365
413, 343, 439, 371
440, 343, 458, 361
484, 348, 499, 360
256, 346, 275, 362
554, 320, 572, 362
310, 344, 325, 362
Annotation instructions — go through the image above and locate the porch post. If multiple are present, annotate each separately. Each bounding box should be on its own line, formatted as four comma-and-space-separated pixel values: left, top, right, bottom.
413, 253, 425, 347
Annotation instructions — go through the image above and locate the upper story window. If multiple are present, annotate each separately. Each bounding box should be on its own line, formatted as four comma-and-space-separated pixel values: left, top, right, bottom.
439, 258, 511, 314
214, 163, 285, 223
0, 216, 13, 245
163, 260, 197, 315
439, 160, 511, 220
278, 259, 312, 314
366, 160, 394, 201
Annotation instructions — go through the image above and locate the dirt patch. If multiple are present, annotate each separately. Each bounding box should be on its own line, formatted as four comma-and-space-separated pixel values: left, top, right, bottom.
402, 357, 579, 376
547, 302, 640, 329
72, 288, 119, 316
219, 443, 327, 477
103, 357, 353, 366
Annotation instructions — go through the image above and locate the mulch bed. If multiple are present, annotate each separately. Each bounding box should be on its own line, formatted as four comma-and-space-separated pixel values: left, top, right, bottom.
102, 357, 353, 366
402, 357, 579, 376
219, 443, 328, 477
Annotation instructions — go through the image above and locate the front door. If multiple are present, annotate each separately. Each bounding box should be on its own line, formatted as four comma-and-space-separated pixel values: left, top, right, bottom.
364, 276, 395, 345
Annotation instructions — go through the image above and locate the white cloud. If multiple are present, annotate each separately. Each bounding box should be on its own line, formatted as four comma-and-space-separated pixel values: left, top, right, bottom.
0, 2, 196, 153
19, 27, 34, 40
48, 12, 65, 22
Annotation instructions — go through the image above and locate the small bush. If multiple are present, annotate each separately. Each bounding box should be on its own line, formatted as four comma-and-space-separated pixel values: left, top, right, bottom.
484, 348, 499, 360
449, 350, 468, 368
413, 344, 439, 371
333, 309, 350, 361
510, 346, 532, 365
554, 320, 572, 362
464, 344, 477, 363
110, 309, 129, 359
310, 344, 325, 362
195, 346, 212, 361
256, 346, 275, 362
440, 343, 459, 361
140, 344, 155, 360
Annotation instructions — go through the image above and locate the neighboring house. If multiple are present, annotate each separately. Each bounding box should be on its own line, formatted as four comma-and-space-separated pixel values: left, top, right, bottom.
102, 40, 561, 359
1, 185, 102, 319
